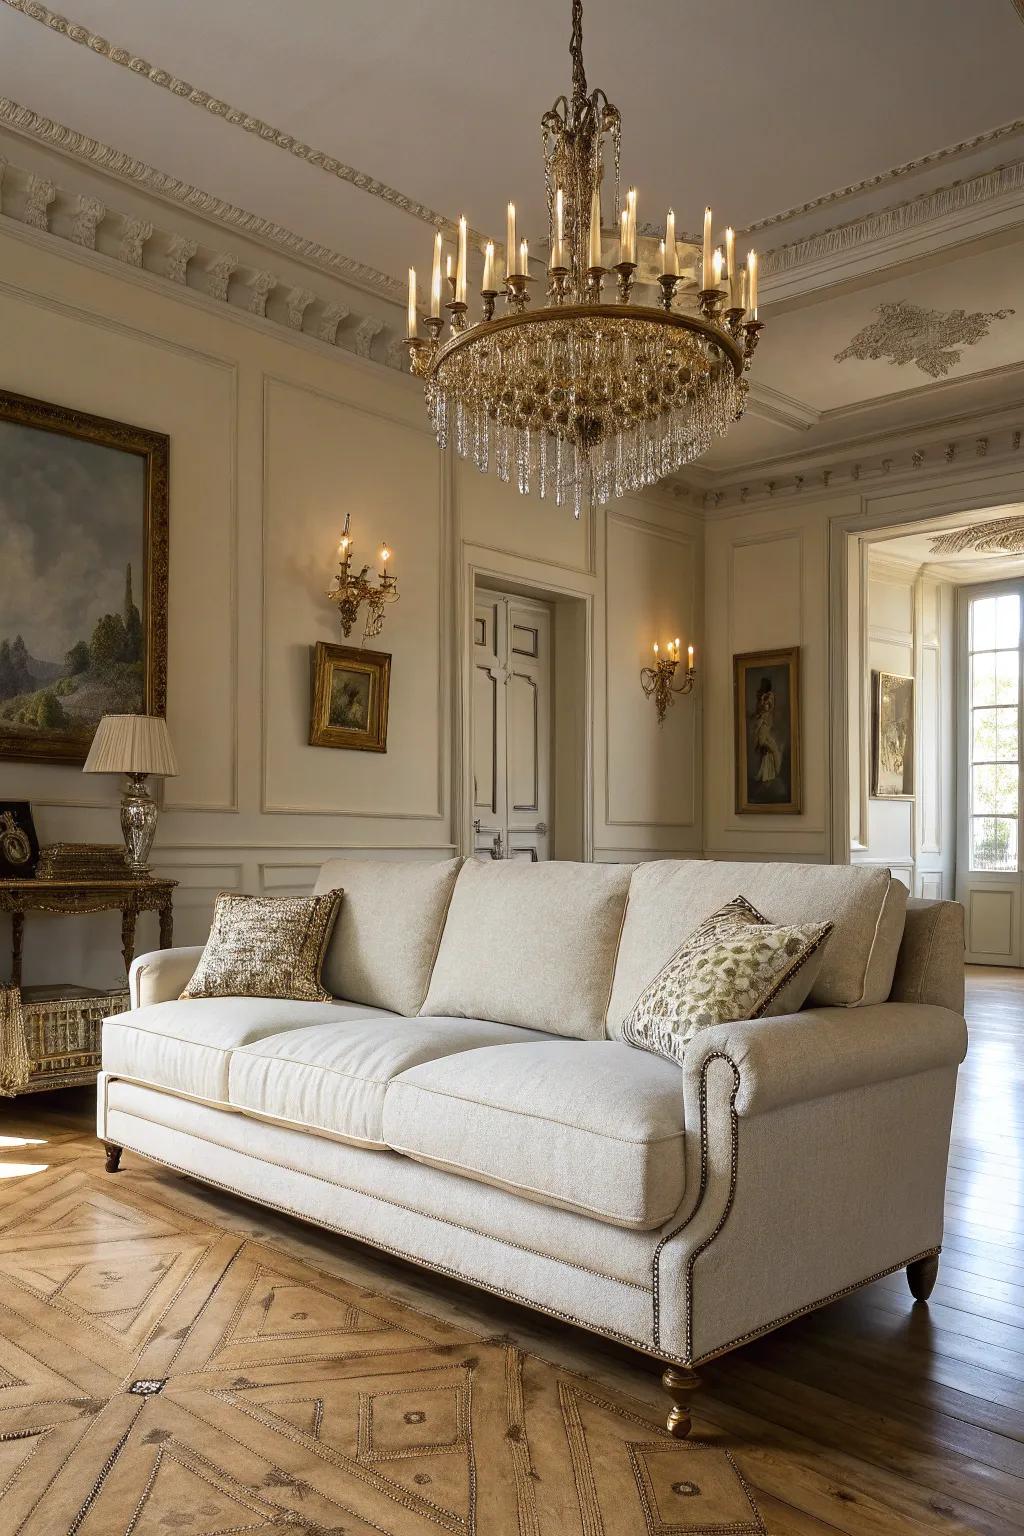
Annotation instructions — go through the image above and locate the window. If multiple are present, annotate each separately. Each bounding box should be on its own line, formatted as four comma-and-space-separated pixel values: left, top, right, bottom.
968, 592, 1020, 871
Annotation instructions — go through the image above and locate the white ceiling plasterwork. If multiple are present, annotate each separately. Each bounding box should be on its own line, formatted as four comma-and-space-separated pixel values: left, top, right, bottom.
1, 0, 1024, 494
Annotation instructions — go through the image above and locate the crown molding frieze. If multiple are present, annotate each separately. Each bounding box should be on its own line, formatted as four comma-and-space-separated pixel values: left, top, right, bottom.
0, 98, 405, 305
689, 406, 1024, 516
0, 153, 411, 373
744, 118, 1024, 240
1, 0, 481, 245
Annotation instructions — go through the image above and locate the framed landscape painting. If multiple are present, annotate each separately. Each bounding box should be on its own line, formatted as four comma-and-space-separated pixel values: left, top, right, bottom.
310, 642, 390, 753
734, 646, 802, 814
0, 390, 168, 765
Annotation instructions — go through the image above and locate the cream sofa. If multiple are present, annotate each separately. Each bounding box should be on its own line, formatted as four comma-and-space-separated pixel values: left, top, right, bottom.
97, 857, 967, 1436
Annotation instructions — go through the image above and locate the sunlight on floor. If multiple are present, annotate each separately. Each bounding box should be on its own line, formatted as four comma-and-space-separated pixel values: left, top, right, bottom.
0, 1135, 47, 1148
0, 1162, 48, 1179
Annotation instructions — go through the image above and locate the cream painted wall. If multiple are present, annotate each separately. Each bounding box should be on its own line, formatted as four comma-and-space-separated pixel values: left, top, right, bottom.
0, 221, 702, 988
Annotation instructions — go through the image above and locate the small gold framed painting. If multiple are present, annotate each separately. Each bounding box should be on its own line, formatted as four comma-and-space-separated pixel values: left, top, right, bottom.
733, 646, 802, 814
310, 642, 390, 753
871, 670, 914, 799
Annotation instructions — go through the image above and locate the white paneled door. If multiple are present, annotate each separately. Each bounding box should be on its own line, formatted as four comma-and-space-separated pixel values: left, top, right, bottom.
473, 589, 552, 862
957, 582, 1023, 965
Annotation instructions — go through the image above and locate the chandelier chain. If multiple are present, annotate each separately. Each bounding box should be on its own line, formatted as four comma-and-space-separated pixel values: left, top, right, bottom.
570, 0, 587, 114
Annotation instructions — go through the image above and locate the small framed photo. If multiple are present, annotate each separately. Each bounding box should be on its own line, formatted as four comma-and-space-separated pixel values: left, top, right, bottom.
872, 670, 915, 799
0, 801, 39, 878
310, 642, 390, 753
734, 647, 802, 814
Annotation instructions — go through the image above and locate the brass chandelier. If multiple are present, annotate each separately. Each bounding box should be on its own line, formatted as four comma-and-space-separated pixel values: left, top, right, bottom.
405, 0, 765, 516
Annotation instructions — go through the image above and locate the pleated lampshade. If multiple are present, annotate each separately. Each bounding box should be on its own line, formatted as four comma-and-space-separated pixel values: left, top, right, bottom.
83, 715, 179, 777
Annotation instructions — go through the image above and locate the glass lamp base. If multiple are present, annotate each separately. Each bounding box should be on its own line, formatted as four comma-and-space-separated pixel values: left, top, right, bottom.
121, 773, 158, 875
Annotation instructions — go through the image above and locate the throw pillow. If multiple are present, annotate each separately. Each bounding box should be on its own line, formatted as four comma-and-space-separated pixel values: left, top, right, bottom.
181, 890, 343, 1002
622, 895, 833, 1065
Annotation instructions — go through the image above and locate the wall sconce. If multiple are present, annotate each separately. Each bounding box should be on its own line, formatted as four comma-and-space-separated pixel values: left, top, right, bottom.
640, 638, 696, 725
327, 512, 399, 641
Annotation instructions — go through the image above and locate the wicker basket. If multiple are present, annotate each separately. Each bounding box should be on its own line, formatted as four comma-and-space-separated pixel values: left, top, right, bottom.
1, 985, 129, 1096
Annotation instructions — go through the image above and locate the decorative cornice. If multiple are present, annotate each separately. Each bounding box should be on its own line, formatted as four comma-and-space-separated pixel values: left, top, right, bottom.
1, 0, 469, 243
744, 117, 1024, 240
761, 158, 1024, 275
0, 98, 405, 302
0, 152, 409, 372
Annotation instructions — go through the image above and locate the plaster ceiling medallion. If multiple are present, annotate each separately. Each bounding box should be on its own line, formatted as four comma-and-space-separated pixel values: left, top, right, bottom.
404, 0, 765, 517
931, 516, 1024, 557
835, 300, 1015, 380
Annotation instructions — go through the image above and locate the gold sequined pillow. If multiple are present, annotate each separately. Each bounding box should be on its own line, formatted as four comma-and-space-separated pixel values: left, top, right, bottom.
622, 896, 833, 1066
181, 891, 343, 1002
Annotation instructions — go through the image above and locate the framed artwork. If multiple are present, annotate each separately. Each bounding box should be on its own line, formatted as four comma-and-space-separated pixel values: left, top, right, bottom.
310, 642, 390, 753
734, 647, 802, 814
872, 670, 915, 799
0, 801, 39, 878
0, 389, 169, 766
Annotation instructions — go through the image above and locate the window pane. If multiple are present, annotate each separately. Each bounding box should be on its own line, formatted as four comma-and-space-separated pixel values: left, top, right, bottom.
997, 594, 1021, 649
972, 597, 996, 651
997, 650, 1019, 703
972, 652, 997, 706
972, 816, 1018, 872
973, 762, 1019, 815
973, 707, 1019, 763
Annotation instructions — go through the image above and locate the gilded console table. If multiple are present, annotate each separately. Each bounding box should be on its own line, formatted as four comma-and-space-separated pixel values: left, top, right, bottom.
0, 876, 177, 986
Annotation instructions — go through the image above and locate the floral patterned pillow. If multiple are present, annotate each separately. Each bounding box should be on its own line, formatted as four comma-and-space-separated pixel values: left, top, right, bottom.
622, 896, 833, 1066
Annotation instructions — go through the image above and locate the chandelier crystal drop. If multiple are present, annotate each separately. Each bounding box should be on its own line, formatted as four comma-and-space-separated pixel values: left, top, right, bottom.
405, 0, 765, 515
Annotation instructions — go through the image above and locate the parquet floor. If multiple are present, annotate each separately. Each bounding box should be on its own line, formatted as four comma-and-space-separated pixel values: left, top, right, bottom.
0, 965, 1022, 1534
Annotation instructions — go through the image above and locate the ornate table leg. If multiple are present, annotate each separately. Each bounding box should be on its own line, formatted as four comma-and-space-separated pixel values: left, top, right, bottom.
158, 897, 173, 950
11, 912, 24, 988
121, 903, 138, 978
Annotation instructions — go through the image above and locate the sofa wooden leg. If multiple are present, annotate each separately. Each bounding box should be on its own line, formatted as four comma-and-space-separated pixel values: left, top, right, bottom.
906, 1253, 938, 1302
103, 1143, 123, 1174
661, 1366, 700, 1439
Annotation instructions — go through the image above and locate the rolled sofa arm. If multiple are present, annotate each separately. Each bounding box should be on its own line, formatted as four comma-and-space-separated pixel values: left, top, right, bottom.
682, 1001, 968, 1120
128, 947, 204, 1009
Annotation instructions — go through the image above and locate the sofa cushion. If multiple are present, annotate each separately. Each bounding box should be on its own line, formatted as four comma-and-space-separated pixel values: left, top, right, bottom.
229, 1015, 548, 1148
420, 860, 634, 1039
383, 1039, 685, 1229
313, 857, 463, 1016
608, 860, 907, 1034
102, 998, 389, 1106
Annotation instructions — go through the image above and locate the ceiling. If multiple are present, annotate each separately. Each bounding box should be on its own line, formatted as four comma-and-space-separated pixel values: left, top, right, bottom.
2, 0, 1024, 477
873, 511, 1024, 584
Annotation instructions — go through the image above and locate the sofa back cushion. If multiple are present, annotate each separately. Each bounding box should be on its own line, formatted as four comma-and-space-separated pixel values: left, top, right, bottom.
420, 859, 634, 1038
313, 857, 463, 1016
607, 859, 907, 1035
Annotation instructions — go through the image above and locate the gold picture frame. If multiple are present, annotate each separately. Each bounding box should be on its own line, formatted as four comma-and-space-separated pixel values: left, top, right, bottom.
871, 670, 915, 799
734, 646, 802, 814
0, 388, 169, 766
310, 642, 390, 753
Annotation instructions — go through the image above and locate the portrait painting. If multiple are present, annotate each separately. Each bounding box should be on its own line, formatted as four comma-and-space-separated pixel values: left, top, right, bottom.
734, 647, 802, 814
310, 642, 390, 752
0, 390, 168, 765
872, 670, 915, 798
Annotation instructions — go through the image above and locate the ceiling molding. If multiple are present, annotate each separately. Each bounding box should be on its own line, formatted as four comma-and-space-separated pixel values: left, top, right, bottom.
761, 158, 1024, 276
744, 382, 820, 433
0, 97, 406, 303
1, 0, 479, 245
743, 117, 1024, 241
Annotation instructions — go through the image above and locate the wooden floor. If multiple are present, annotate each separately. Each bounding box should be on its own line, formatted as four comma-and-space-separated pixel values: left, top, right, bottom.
2, 964, 1022, 1534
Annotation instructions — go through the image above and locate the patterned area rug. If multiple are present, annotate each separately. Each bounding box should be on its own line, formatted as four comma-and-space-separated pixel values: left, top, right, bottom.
0, 1147, 765, 1535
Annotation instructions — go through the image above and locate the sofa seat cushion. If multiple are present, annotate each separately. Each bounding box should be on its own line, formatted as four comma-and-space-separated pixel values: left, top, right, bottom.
229, 1015, 549, 1148
102, 998, 389, 1106
382, 1039, 686, 1229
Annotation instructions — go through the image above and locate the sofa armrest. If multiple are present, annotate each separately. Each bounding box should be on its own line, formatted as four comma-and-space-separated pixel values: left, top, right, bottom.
682, 1001, 967, 1119
128, 947, 204, 1009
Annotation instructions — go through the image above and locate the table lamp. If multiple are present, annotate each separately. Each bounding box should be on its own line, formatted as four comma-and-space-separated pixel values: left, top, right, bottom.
83, 715, 178, 875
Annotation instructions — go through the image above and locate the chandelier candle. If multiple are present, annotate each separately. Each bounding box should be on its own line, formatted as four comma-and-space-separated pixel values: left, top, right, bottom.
404, 0, 766, 513
407, 269, 418, 339
725, 227, 736, 303
430, 232, 443, 318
